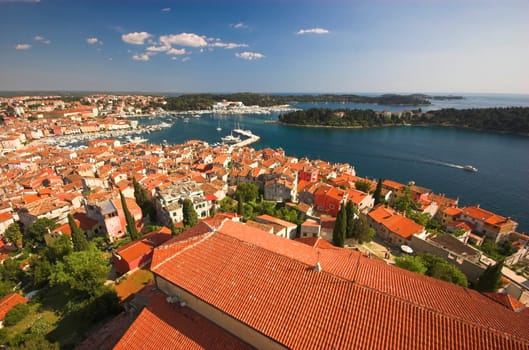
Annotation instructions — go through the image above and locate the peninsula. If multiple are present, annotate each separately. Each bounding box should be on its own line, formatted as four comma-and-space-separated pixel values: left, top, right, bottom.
278, 107, 529, 135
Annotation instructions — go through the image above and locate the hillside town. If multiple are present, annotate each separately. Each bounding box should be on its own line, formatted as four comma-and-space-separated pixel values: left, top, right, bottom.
0, 95, 528, 348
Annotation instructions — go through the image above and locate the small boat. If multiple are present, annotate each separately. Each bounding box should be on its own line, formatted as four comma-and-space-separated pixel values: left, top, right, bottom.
183, 118, 189, 123
463, 165, 478, 172
221, 134, 241, 144
216, 127, 222, 131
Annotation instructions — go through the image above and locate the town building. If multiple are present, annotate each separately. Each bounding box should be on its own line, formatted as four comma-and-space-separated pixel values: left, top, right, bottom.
115, 219, 529, 349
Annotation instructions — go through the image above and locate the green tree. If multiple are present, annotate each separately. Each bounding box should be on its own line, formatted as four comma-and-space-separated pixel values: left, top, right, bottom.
133, 177, 148, 204
345, 201, 356, 239
30, 257, 53, 288
395, 255, 427, 274
237, 195, 244, 216
0, 258, 23, 284
4, 302, 30, 326
354, 214, 375, 243
168, 219, 178, 236
355, 180, 371, 193
11, 335, 59, 350
68, 214, 89, 251
120, 191, 140, 240
235, 183, 259, 203
374, 179, 383, 205
0, 280, 14, 299
133, 177, 156, 221
4, 222, 23, 249
333, 203, 346, 247
476, 259, 504, 292
43, 234, 72, 263
218, 197, 236, 213
50, 246, 110, 298
419, 254, 468, 287
393, 187, 418, 212
209, 204, 216, 217
26, 218, 58, 246
182, 198, 198, 228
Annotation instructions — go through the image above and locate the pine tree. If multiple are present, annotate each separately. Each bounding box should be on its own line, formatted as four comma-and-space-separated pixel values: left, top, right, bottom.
374, 179, 383, 205
345, 201, 356, 239
333, 203, 346, 247
168, 219, 178, 236
133, 177, 147, 205
182, 198, 198, 228
120, 191, 140, 240
476, 259, 504, 292
68, 213, 89, 251
237, 195, 244, 216
133, 177, 156, 222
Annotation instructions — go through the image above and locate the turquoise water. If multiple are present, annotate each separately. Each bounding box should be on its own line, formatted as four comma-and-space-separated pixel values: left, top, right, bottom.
145, 94, 529, 232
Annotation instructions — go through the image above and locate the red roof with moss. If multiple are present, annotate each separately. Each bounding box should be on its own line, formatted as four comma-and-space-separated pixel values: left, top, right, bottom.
0, 293, 28, 320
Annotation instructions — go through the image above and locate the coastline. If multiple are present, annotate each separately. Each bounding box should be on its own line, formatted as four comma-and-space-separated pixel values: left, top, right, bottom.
276, 121, 529, 137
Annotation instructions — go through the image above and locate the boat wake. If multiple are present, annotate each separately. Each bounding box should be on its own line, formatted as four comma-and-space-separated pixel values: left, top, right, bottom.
422, 159, 464, 169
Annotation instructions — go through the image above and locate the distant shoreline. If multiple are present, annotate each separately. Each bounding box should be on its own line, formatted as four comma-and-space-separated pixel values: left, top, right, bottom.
276, 121, 529, 137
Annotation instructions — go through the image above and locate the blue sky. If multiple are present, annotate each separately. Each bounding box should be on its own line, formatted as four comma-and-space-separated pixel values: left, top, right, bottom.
1, 0, 528, 93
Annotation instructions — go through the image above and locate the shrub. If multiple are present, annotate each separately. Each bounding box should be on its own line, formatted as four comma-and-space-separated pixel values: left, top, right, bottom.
4, 303, 30, 326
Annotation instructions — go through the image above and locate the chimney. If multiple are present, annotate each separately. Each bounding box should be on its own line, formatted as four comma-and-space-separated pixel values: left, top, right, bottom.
314, 262, 322, 273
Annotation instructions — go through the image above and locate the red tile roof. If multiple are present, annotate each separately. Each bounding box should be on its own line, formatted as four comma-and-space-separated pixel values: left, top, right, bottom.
369, 205, 424, 239
151, 221, 529, 349
114, 290, 252, 350
295, 236, 336, 249
115, 228, 172, 264
484, 292, 526, 312
0, 293, 28, 320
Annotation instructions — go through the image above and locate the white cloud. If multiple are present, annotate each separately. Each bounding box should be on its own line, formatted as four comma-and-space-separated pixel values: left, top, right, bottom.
86, 37, 99, 44
34, 35, 50, 44
231, 22, 248, 29
210, 41, 248, 49
146, 44, 170, 52
15, 43, 31, 50
182, 57, 190, 62
235, 51, 265, 60
132, 53, 150, 61
171, 56, 177, 60
160, 33, 208, 47
162, 7, 170, 12
296, 27, 330, 35
122, 32, 152, 45
166, 48, 186, 55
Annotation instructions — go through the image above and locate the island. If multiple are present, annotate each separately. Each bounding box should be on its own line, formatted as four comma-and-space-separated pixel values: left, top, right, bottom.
162, 93, 438, 111
277, 107, 529, 134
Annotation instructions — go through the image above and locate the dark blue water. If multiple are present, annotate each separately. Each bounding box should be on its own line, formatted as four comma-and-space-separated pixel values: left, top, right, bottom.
145, 94, 529, 232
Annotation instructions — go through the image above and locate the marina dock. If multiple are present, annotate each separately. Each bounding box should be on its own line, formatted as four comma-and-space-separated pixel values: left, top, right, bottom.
229, 129, 261, 148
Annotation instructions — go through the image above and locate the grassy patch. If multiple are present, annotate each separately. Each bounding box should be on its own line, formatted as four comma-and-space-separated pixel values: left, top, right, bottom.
114, 269, 153, 300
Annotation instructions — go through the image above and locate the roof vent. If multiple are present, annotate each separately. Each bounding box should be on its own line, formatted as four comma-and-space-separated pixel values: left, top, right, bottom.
314, 262, 322, 273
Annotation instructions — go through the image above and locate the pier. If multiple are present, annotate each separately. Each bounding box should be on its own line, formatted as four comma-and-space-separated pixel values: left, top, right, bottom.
229, 129, 261, 148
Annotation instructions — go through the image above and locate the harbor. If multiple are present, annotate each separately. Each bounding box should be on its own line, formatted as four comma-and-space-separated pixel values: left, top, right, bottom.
220, 128, 261, 149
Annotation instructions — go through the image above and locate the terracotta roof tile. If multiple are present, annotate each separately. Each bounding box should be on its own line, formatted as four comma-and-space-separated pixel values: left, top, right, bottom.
114, 290, 253, 350
151, 221, 529, 349
0, 293, 27, 320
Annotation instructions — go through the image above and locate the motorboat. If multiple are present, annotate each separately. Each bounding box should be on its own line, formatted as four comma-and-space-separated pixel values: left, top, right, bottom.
463, 165, 478, 172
